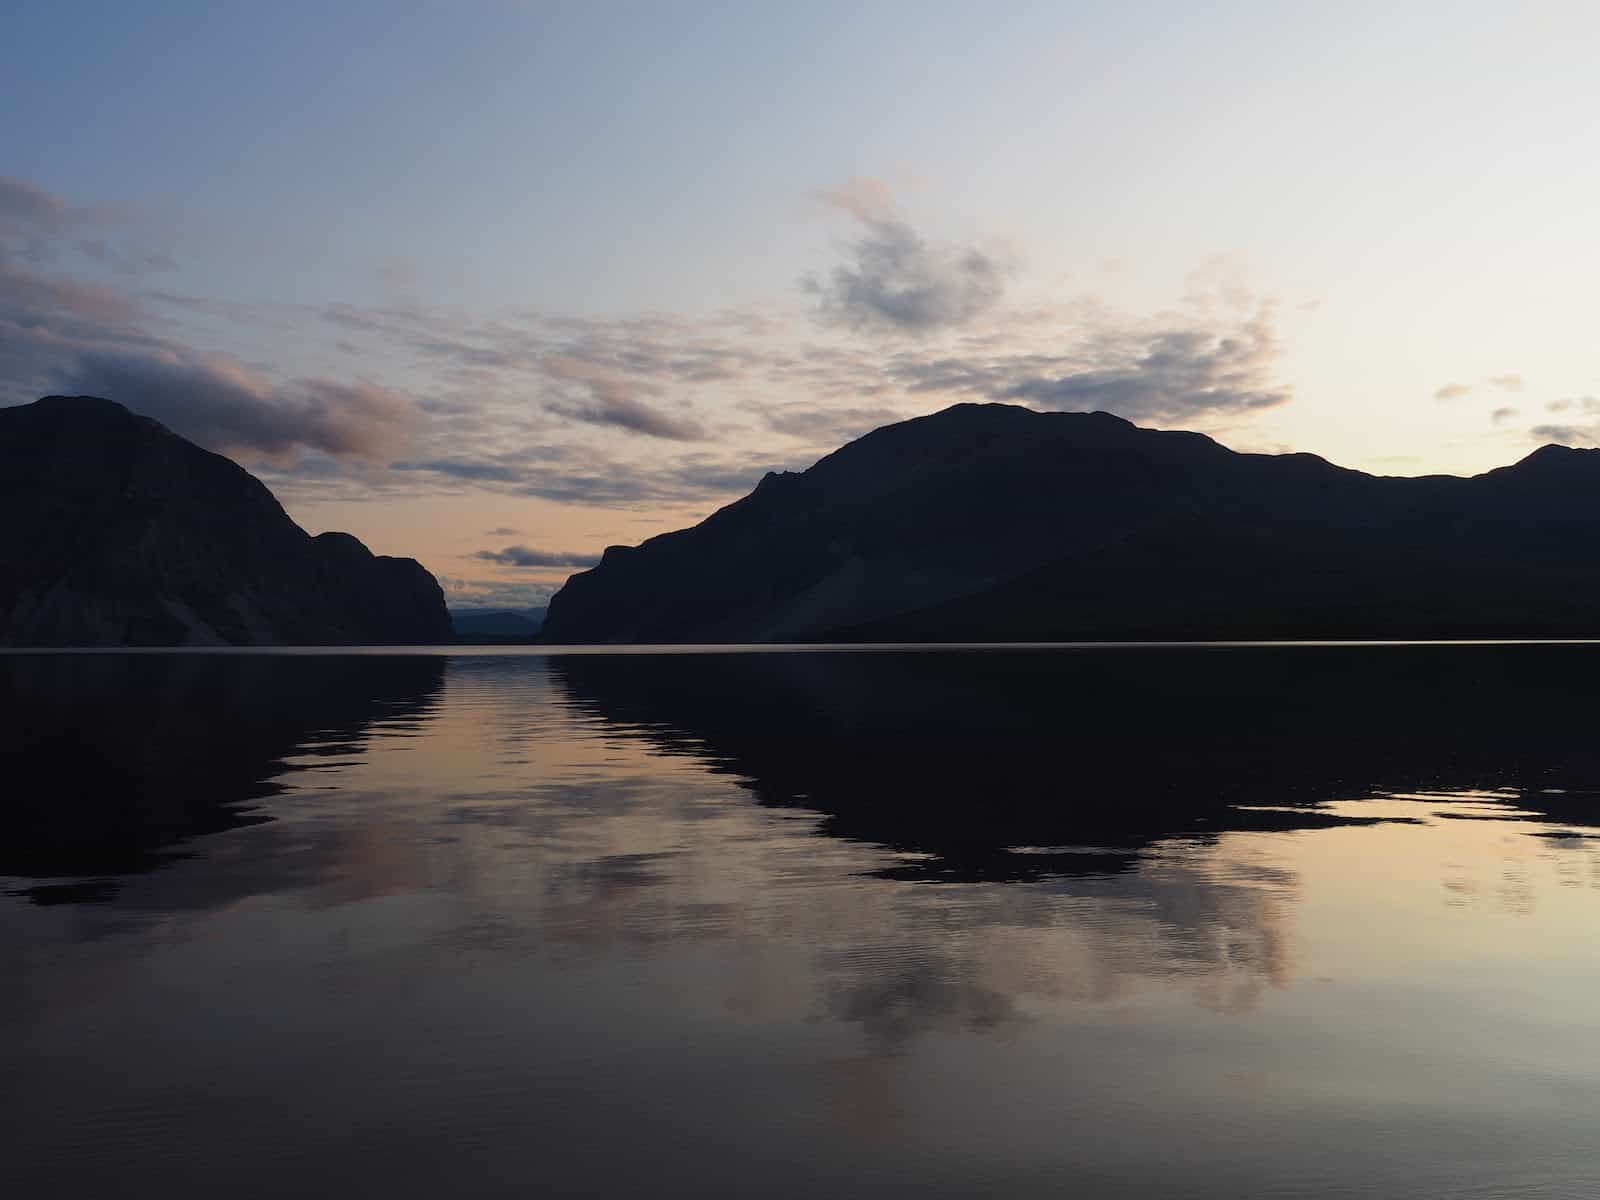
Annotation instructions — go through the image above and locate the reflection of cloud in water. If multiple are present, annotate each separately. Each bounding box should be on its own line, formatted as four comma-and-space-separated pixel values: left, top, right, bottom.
17, 650, 1600, 1198
419, 749, 1306, 1041
15, 648, 1600, 1060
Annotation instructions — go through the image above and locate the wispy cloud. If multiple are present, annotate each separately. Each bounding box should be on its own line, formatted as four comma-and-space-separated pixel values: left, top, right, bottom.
324, 270, 1292, 504
0, 175, 115, 244
803, 178, 1009, 335
1439, 375, 1522, 403
1531, 424, 1589, 445
0, 174, 163, 278
54, 350, 420, 461
2, 175, 418, 462
757, 402, 904, 443
4, 172, 1303, 527
474, 545, 602, 568
1530, 398, 1600, 446
75, 238, 176, 278
883, 297, 1288, 424
390, 441, 787, 509
543, 353, 705, 440
437, 574, 560, 609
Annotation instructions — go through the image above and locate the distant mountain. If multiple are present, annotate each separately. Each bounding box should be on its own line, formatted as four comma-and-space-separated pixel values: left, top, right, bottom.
450, 607, 547, 641
543, 402, 1600, 643
0, 395, 452, 646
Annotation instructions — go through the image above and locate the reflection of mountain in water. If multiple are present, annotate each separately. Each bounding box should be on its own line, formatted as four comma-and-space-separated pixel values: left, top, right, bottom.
1, 653, 445, 892
552, 645, 1600, 880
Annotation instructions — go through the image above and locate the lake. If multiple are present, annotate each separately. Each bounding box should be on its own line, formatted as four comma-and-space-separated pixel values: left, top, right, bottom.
6, 644, 1600, 1198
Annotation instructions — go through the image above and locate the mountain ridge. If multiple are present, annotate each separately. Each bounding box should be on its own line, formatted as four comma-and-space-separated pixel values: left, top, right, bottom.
0, 395, 452, 646
543, 403, 1600, 643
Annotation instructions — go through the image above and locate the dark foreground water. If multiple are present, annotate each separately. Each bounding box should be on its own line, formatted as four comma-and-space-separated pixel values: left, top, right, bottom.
7, 644, 1600, 1198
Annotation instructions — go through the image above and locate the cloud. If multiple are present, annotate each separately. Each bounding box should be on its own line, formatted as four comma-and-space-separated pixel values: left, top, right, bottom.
437, 574, 559, 609
1529, 398, 1600, 444
1440, 377, 1521, 401
0, 176, 417, 464
53, 349, 420, 461
1490, 407, 1518, 424
804, 178, 1008, 335
0, 176, 77, 235
327, 267, 1292, 508
884, 301, 1288, 424
543, 353, 705, 440
0, 181, 416, 465
3, 172, 1306, 522
0, 254, 164, 404
760, 403, 903, 443
75, 238, 176, 277
0, 175, 119, 246
486, 526, 521, 537
388, 456, 528, 483
0, 255, 141, 330
1530, 424, 1590, 445
814, 177, 900, 224
0, 175, 152, 275
474, 545, 602, 568
515, 456, 777, 508
391, 441, 786, 509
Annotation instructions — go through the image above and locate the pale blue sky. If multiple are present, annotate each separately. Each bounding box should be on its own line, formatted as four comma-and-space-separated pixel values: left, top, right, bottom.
5, 1, 1599, 605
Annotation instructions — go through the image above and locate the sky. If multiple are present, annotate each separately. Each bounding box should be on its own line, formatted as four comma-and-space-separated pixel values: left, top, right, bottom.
5, 0, 1600, 608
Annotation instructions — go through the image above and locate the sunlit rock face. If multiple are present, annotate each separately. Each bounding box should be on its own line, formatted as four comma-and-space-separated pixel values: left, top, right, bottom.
0, 395, 451, 646
543, 401, 1600, 643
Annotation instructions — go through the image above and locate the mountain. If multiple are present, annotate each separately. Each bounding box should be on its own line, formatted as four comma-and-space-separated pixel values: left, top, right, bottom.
0, 395, 452, 646
542, 402, 1600, 643
450, 607, 546, 641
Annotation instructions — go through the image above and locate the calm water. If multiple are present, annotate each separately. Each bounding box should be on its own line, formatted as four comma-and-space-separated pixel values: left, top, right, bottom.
7, 644, 1600, 1198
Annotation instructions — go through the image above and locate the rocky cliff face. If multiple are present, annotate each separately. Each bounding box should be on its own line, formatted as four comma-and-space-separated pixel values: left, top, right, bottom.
543, 402, 1600, 643
0, 395, 452, 646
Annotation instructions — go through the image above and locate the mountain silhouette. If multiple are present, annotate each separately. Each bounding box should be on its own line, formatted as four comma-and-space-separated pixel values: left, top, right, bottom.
450, 607, 546, 641
0, 396, 451, 645
543, 403, 1600, 642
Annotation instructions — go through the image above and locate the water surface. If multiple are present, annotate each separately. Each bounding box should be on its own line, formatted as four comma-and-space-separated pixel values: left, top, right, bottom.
7, 645, 1600, 1197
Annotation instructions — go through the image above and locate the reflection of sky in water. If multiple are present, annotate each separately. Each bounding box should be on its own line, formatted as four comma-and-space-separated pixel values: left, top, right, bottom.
8, 650, 1600, 1197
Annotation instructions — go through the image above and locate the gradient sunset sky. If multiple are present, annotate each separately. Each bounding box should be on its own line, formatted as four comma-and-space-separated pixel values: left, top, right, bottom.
4, 1, 1597, 607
